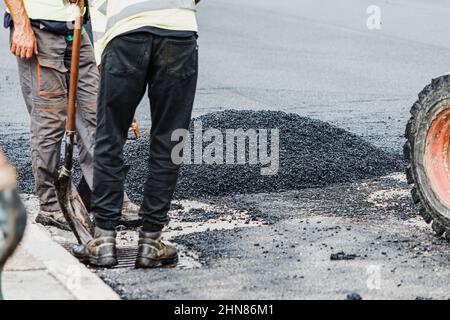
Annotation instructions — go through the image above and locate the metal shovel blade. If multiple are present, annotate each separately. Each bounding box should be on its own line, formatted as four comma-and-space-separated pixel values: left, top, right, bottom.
55, 170, 94, 245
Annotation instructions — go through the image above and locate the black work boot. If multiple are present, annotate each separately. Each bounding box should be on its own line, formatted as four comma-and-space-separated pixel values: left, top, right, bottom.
135, 229, 178, 269
72, 227, 118, 268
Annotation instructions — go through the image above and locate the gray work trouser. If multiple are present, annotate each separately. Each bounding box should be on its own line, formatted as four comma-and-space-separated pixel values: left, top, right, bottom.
14, 27, 98, 212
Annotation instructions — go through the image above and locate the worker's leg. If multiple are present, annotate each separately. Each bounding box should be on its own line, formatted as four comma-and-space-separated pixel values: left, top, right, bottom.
16, 28, 68, 213
67, 33, 140, 220
64, 33, 98, 189
92, 33, 151, 230
140, 35, 198, 231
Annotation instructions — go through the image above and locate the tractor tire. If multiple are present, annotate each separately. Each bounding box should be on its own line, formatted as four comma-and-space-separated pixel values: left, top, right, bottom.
404, 75, 450, 240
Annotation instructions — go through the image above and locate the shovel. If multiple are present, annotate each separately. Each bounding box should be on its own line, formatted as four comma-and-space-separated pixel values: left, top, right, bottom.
55, 0, 94, 245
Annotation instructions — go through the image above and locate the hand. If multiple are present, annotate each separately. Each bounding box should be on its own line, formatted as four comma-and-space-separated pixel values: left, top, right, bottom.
10, 22, 38, 59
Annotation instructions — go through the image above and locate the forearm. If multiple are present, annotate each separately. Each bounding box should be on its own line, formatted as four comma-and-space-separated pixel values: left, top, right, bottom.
5, 0, 37, 58
4, 0, 31, 29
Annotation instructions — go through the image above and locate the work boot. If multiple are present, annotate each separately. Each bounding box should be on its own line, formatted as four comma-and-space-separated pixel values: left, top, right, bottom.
35, 210, 70, 231
135, 229, 178, 269
120, 196, 141, 228
72, 227, 118, 268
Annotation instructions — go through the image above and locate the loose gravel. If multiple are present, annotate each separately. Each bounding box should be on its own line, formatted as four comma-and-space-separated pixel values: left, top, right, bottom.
1, 110, 404, 202
125, 110, 403, 202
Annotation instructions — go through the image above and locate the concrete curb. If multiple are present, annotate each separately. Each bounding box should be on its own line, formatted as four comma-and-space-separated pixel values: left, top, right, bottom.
20, 222, 120, 300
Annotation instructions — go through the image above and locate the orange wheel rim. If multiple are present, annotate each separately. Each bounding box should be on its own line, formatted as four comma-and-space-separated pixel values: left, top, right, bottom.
424, 108, 450, 207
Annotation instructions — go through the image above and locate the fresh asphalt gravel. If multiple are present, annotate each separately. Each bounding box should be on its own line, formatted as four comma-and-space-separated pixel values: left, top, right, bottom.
1, 110, 403, 201
125, 110, 403, 202
96, 173, 450, 300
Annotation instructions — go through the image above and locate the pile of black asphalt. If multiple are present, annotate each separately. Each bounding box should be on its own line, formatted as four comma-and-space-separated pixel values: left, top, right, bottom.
124, 110, 403, 202
0, 110, 403, 201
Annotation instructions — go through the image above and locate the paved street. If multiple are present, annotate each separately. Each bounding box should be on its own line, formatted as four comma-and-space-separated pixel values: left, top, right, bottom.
3, 0, 450, 151
1, 0, 450, 300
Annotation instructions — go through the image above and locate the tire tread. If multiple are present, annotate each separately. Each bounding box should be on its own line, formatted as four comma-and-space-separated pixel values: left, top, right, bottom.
404, 75, 450, 238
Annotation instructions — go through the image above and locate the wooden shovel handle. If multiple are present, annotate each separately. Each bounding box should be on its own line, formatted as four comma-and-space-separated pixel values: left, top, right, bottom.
66, 0, 85, 132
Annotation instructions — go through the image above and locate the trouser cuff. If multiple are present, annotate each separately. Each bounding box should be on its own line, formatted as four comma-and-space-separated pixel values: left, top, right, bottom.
142, 222, 164, 233
94, 215, 118, 231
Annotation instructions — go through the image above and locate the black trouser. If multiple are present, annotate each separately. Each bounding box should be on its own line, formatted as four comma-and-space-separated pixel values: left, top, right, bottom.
93, 32, 198, 231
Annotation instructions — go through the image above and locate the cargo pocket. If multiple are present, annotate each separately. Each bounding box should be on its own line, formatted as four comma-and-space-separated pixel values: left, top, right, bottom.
166, 37, 198, 80
36, 58, 68, 99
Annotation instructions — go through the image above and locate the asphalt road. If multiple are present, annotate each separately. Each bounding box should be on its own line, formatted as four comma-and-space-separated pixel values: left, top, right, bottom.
3, 0, 450, 151
1, 0, 450, 299
96, 174, 450, 300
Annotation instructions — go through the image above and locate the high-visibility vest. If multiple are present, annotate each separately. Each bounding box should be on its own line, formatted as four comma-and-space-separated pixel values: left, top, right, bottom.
101, 0, 195, 30
22, 0, 79, 22
90, 0, 198, 64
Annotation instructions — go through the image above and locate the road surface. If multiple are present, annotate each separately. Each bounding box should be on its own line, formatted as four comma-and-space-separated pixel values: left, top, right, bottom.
1, 0, 450, 300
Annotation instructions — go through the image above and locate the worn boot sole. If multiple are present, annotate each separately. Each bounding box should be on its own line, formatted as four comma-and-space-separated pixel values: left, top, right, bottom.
135, 253, 179, 269
71, 245, 118, 268
75, 254, 118, 268
35, 213, 71, 231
